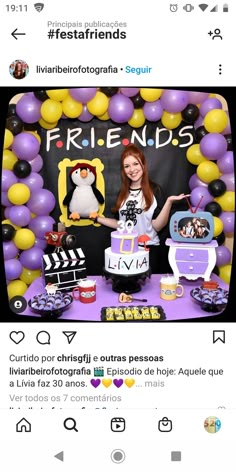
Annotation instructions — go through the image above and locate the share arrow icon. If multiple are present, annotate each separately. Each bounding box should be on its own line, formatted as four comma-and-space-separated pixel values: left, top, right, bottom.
62, 331, 77, 344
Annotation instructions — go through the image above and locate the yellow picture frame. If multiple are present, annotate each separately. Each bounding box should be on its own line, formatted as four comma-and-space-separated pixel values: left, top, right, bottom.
58, 157, 105, 227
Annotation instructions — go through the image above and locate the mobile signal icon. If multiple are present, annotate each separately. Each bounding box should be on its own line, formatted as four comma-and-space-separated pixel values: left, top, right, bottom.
34, 3, 44, 12
199, 3, 208, 11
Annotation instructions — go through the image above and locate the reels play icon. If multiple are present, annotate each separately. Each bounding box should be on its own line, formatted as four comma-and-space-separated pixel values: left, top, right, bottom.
111, 417, 126, 432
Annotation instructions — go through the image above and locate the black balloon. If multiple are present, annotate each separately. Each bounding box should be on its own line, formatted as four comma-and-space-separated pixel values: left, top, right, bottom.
224, 134, 233, 151
34, 90, 49, 102
214, 231, 225, 246
100, 87, 119, 97
6, 115, 24, 135
204, 201, 222, 217
208, 179, 226, 197
2, 224, 16, 241
212, 265, 220, 276
181, 104, 200, 124
7, 104, 17, 117
194, 126, 208, 143
131, 93, 145, 109
13, 160, 32, 178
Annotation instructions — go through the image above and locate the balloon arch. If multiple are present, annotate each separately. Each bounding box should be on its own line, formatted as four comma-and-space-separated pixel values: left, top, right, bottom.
2, 87, 235, 300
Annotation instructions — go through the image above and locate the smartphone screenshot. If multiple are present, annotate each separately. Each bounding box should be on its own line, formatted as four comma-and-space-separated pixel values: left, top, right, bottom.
0, 1, 235, 470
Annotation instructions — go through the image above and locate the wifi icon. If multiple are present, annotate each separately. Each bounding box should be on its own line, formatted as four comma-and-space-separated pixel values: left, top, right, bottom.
34, 3, 44, 12
198, 3, 208, 10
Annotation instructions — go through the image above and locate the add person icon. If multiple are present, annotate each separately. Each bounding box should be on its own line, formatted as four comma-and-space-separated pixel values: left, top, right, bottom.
212, 28, 223, 40
9, 59, 29, 79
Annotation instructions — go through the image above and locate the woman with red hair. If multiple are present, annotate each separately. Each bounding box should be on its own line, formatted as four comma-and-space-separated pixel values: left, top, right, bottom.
94, 144, 188, 273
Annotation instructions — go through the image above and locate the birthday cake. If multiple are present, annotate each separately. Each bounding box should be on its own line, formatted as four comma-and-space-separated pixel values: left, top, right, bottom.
104, 225, 149, 276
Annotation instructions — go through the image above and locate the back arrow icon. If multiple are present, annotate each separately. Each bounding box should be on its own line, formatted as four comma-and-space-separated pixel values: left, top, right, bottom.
11, 28, 26, 40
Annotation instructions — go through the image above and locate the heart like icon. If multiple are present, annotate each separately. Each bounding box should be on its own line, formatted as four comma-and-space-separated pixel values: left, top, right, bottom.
102, 379, 112, 388
9, 331, 25, 344
90, 379, 101, 388
125, 378, 135, 388
113, 379, 123, 388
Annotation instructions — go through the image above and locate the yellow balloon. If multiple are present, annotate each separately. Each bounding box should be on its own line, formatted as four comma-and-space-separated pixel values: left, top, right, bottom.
161, 111, 182, 129
215, 191, 235, 211
219, 264, 231, 284
213, 216, 224, 237
4, 129, 14, 149
97, 111, 110, 121
87, 91, 109, 116
186, 144, 207, 165
25, 131, 41, 144
140, 88, 163, 102
128, 109, 146, 128
20, 267, 41, 285
41, 99, 63, 123
7, 183, 30, 205
197, 161, 220, 183
204, 109, 228, 133
2, 219, 20, 230
7, 279, 27, 300
39, 118, 58, 129
46, 89, 69, 101
2, 150, 18, 170
14, 229, 35, 250
62, 96, 83, 118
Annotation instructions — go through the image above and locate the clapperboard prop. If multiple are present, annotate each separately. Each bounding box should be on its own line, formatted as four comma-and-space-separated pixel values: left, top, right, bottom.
42, 248, 86, 291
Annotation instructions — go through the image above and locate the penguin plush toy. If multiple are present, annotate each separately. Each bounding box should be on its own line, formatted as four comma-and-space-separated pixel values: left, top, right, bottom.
63, 163, 104, 220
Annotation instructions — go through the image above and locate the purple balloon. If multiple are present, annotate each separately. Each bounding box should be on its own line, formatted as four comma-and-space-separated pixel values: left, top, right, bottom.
220, 211, 235, 233
188, 173, 208, 191
1, 191, 12, 207
199, 98, 222, 117
222, 111, 231, 135
3, 241, 19, 260
79, 105, 93, 122
120, 88, 140, 97
1, 170, 18, 192
34, 237, 48, 250
27, 189, 56, 215
5, 258, 22, 280
190, 186, 213, 208
16, 92, 42, 124
28, 215, 55, 239
143, 100, 163, 121
19, 247, 44, 270
28, 154, 43, 172
160, 89, 189, 113
8, 205, 31, 227
217, 151, 234, 174
108, 94, 134, 123
220, 173, 235, 191
12, 132, 40, 161
69, 88, 97, 103
188, 92, 209, 104
19, 172, 44, 191
216, 245, 232, 266
4, 207, 11, 218
200, 133, 227, 160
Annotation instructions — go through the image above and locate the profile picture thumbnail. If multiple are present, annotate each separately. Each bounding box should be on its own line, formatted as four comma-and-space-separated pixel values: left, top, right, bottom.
9, 59, 29, 80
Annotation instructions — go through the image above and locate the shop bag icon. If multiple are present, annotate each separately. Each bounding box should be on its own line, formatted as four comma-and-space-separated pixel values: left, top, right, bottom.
158, 416, 172, 432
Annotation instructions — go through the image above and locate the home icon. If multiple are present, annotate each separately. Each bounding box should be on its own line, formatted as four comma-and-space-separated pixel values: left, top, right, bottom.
16, 417, 31, 432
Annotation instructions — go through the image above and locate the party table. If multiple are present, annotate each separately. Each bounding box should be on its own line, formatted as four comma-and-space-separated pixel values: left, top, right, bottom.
21, 273, 229, 321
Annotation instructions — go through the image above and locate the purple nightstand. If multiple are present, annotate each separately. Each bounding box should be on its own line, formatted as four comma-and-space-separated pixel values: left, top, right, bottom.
166, 238, 218, 282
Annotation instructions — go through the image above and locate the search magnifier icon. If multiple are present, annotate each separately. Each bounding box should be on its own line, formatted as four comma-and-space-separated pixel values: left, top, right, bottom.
63, 417, 78, 432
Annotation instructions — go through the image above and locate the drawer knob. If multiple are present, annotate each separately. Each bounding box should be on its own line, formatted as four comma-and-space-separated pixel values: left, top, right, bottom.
189, 266, 194, 271
189, 253, 194, 257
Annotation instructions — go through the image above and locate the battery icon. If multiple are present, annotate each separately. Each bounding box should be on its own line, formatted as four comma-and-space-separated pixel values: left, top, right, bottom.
223, 3, 228, 12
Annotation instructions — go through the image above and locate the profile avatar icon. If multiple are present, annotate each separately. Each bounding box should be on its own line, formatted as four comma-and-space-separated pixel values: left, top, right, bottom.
9, 59, 29, 80
204, 416, 221, 433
